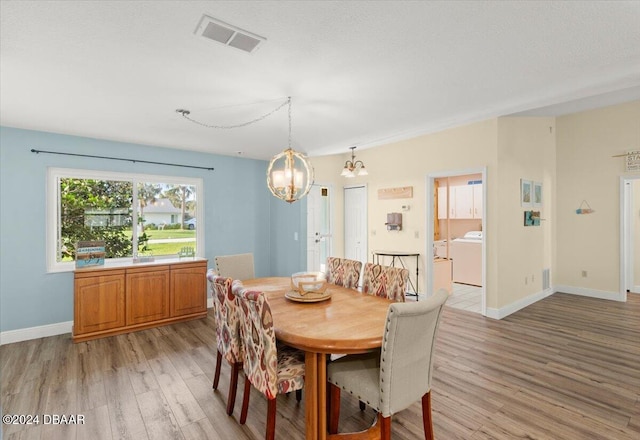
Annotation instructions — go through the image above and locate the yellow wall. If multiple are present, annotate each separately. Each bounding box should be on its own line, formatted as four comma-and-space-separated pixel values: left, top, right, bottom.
310, 99, 639, 315
495, 116, 556, 307
313, 119, 500, 305
556, 100, 640, 295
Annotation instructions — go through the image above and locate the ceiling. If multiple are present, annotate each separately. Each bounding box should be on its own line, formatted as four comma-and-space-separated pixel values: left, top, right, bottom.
1, 1, 639, 160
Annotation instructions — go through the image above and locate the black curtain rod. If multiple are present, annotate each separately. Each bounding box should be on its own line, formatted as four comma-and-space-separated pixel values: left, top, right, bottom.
31, 149, 214, 171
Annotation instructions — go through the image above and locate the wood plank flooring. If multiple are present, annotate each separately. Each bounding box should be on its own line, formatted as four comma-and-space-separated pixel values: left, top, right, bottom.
1, 292, 638, 439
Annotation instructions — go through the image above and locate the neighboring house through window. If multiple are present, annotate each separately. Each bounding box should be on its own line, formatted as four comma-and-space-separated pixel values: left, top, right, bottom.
46, 167, 204, 272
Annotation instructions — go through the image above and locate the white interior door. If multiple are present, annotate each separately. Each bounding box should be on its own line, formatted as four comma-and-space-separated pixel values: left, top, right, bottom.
622, 177, 640, 294
307, 184, 332, 272
344, 185, 367, 266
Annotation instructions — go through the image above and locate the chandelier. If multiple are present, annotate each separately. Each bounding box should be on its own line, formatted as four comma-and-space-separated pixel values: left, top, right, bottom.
266, 98, 314, 203
341, 146, 368, 177
176, 97, 313, 203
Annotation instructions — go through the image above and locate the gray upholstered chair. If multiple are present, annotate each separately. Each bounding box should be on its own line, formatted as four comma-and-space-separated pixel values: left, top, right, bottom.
326, 257, 363, 290
327, 289, 448, 440
361, 262, 410, 302
215, 253, 255, 281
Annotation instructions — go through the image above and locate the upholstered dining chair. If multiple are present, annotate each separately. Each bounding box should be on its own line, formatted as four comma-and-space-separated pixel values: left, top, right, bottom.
327, 289, 449, 440
232, 281, 305, 440
362, 262, 410, 302
215, 253, 255, 281
207, 271, 243, 416
326, 257, 363, 290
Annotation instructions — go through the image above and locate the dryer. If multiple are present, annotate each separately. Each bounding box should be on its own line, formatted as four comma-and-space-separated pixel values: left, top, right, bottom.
450, 231, 482, 286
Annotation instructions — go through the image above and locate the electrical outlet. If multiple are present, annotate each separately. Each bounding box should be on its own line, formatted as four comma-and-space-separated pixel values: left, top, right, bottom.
582, 270, 587, 278
371, 230, 376, 236
414, 231, 419, 239
525, 276, 528, 285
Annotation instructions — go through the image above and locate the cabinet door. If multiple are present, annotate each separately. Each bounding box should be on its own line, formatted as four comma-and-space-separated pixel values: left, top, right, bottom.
126, 267, 170, 325
170, 264, 207, 317
473, 184, 483, 219
74, 272, 125, 335
437, 187, 449, 219
454, 185, 474, 219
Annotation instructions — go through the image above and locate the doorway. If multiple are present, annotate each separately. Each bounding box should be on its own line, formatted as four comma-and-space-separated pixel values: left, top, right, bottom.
306, 184, 332, 272
621, 176, 640, 297
426, 168, 487, 315
344, 185, 367, 268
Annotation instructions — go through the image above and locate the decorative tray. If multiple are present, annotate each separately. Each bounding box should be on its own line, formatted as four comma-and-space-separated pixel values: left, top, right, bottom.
285, 290, 332, 303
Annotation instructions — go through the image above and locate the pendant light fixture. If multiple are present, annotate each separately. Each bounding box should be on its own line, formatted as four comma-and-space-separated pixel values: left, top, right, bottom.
341, 146, 368, 177
266, 97, 314, 203
176, 96, 313, 203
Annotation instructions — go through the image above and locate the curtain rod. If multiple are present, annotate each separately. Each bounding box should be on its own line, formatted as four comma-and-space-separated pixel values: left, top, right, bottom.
30, 149, 214, 171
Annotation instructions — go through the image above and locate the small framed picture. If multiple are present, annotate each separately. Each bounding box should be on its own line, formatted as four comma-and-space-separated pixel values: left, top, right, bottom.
533, 182, 542, 208
520, 179, 532, 207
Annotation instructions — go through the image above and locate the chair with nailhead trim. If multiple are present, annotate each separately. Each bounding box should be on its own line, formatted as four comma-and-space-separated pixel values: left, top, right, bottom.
327, 289, 448, 440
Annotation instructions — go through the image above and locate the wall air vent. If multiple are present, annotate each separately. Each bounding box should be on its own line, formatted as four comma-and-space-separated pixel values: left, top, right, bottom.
194, 15, 265, 53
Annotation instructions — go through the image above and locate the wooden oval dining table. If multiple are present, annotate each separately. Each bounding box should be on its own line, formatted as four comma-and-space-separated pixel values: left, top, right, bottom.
242, 277, 393, 440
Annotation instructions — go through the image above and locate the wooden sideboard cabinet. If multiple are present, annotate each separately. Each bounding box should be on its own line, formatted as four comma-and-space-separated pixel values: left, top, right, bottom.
73, 259, 208, 342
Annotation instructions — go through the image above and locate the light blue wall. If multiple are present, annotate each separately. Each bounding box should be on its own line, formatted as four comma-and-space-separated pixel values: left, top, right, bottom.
0, 126, 306, 332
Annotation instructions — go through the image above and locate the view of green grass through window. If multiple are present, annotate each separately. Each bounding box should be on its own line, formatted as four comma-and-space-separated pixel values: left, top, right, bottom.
57, 176, 197, 262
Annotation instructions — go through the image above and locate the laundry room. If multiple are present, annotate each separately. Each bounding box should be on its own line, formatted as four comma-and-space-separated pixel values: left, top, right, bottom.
434, 173, 483, 312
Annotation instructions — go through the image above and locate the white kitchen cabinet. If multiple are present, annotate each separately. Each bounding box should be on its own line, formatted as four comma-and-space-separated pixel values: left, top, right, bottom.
438, 184, 483, 219
455, 185, 474, 219
437, 186, 452, 219
473, 184, 483, 219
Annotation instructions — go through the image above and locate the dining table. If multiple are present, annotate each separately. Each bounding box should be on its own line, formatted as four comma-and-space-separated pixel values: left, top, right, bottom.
242, 277, 393, 440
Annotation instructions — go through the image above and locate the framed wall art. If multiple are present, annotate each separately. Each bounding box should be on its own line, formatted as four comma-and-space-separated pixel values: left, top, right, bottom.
533, 181, 542, 208
520, 179, 532, 207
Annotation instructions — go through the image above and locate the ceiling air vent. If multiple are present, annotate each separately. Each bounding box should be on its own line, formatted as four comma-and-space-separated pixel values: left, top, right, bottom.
194, 15, 265, 53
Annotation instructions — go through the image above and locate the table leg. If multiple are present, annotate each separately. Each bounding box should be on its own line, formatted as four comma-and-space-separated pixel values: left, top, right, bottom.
305, 352, 319, 440
317, 353, 327, 440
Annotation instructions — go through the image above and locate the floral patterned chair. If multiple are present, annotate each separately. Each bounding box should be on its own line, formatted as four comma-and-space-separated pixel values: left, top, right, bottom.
362, 262, 410, 302
232, 280, 305, 440
326, 257, 363, 290
208, 270, 243, 416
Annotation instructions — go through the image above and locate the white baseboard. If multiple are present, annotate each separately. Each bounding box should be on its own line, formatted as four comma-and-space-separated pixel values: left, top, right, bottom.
0, 321, 73, 346
1, 300, 213, 346
554, 284, 625, 301
485, 288, 554, 320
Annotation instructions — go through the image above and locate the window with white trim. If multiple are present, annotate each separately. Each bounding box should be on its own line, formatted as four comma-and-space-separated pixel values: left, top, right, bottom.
47, 168, 204, 272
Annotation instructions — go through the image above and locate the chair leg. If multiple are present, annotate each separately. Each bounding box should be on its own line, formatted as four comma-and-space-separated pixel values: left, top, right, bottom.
422, 391, 434, 440
380, 414, 392, 440
359, 400, 366, 411
295, 389, 302, 402
212, 350, 222, 390
266, 397, 277, 440
226, 362, 241, 416
328, 383, 341, 434
240, 375, 251, 425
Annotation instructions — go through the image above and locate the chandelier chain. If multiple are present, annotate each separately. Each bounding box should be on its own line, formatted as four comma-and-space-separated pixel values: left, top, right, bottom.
177, 97, 291, 130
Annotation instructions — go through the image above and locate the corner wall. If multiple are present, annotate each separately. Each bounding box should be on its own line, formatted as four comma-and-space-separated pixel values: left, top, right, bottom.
0, 127, 303, 336
555, 100, 640, 298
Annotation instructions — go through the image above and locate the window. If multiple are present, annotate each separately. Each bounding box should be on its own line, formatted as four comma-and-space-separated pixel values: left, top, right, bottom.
47, 168, 204, 272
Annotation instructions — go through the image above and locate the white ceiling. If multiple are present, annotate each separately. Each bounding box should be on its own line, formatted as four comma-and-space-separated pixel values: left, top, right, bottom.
1, 1, 639, 160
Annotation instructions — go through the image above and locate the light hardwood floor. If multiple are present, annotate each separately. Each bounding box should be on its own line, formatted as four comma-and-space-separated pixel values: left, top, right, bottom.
1, 292, 639, 439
